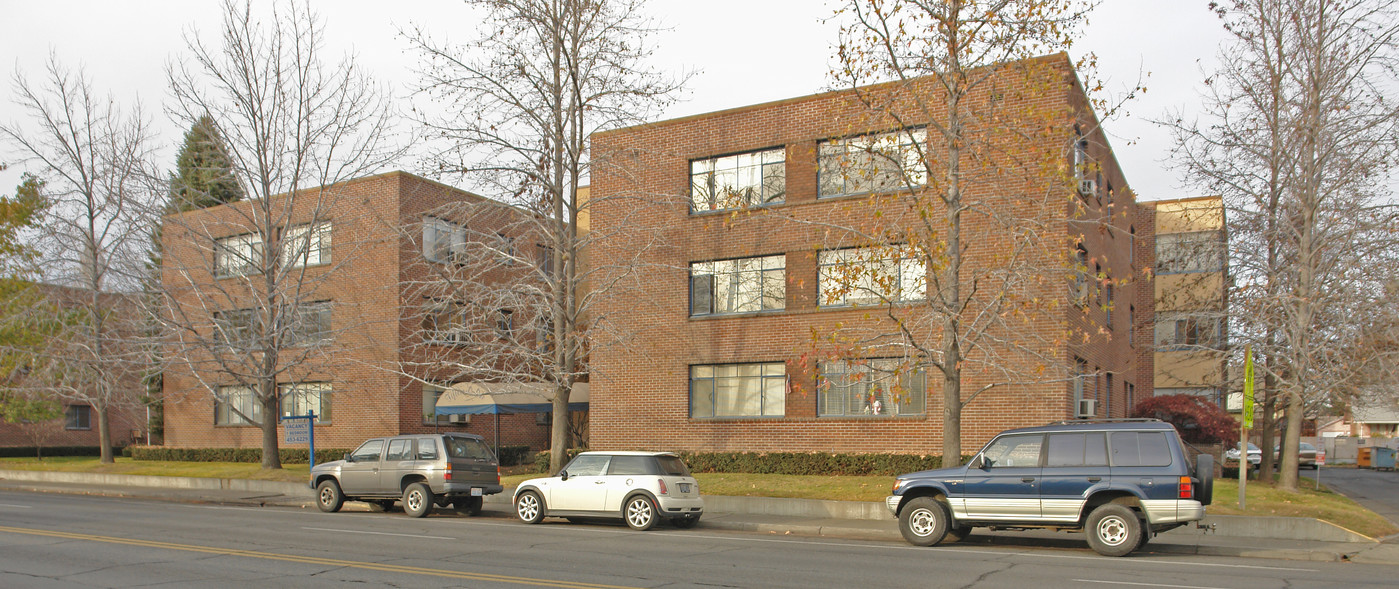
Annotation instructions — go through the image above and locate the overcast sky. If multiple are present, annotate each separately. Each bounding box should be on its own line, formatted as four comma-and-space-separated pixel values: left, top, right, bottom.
0, 0, 1231, 202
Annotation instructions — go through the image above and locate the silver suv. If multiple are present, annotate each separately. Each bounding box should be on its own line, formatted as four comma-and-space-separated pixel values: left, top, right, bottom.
513, 451, 704, 530
311, 433, 503, 518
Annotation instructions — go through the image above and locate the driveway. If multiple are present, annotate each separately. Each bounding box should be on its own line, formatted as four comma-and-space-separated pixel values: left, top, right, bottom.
1308, 466, 1399, 530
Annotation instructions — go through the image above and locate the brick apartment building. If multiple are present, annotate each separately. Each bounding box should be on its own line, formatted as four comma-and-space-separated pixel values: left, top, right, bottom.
160, 171, 563, 452
587, 53, 1154, 455
1147, 196, 1229, 406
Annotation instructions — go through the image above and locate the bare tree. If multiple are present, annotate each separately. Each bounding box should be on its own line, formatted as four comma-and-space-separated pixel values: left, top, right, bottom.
407, 0, 683, 473
161, 0, 400, 469
826, 0, 1113, 462
1164, 0, 1399, 491
0, 55, 160, 463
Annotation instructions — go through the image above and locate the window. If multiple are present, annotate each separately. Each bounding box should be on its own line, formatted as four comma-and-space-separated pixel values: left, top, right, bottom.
1128, 305, 1136, 347
1070, 244, 1089, 305
496, 309, 514, 339
423, 216, 466, 262
422, 303, 467, 344
289, 302, 332, 346
281, 222, 331, 268
1073, 357, 1089, 405
536, 244, 555, 277
690, 147, 786, 212
1109, 432, 1173, 467
818, 247, 926, 306
1129, 226, 1136, 266
562, 454, 611, 476
444, 436, 494, 460
279, 382, 330, 423
608, 455, 657, 476
212, 308, 256, 347
818, 359, 926, 417
690, 254, 785, 316
64, 405, 91, 430
422, 383, 450, 425
416, 437, 440, 460
386, 438, 413, 461
1155, 231, 1225, 274
215, 385, 261, 426
1073, 138, 1090, 182
215, 233, 263, 277
1104, 283, 1114, 329
1046, 433, 1108, 467
1125, 382, 1136, 410
690, 362, 786, 418
1154, 312, 1225, 349
982, 434, 1043, 468
819, 128, 927, 197
497, 233, 516, 265
349, 439, 384, 462
1105, 373, 1114, 415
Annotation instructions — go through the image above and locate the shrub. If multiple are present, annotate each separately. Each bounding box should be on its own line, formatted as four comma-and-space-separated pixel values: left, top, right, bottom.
496, 445, 531, 466
127, 446, 349, 464
1131, 394, 1238, 444
533, 449, 971, 476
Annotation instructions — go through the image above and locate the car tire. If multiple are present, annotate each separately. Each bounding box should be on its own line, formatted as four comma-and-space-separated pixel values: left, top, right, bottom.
898, 496, 950, 546
1086, 504, 1143, 557
515, 490, 545, 524
945, 525, 972, 542
624, 495, 657, 531
402, 482, 434, 518
316, 480, 344, 513
455, 496, 484, 516
671, 516, 700, 529
1195, 454, 1214, 506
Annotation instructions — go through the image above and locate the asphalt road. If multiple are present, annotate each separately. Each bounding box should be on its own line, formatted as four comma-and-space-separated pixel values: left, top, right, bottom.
0, 490, 1395, 589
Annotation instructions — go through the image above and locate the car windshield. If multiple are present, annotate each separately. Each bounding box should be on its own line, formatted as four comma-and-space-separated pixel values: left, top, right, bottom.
655, 455, 691, 476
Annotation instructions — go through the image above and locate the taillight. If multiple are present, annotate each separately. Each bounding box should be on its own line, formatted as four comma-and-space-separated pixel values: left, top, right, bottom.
1178, 476, 1193, 499
657, 479, 669, 495
444, 464, 453, 481
496, 467, 501, 483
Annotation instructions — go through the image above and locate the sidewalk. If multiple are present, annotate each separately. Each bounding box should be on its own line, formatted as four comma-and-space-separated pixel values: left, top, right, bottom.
1, 471, 1396, 565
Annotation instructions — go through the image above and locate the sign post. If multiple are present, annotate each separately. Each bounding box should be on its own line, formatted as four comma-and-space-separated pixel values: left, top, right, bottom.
1240, 345, 1255, 511
1316, 449, 1326, 490
283, 411, 317, 469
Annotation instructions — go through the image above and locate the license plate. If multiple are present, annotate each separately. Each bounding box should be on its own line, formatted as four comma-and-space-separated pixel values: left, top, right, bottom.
470, 488, 483, 496
678, 483, 691, 494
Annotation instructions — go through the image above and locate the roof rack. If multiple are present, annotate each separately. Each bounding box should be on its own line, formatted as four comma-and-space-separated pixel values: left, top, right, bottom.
1047, 418, 1163, 426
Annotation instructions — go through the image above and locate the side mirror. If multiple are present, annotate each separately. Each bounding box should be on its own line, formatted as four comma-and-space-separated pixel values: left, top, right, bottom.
344, 454, 354, 463
559, 470, 569, 481
970, 455, 986, 469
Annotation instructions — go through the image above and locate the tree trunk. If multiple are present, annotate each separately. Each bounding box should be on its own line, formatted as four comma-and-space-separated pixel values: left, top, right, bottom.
260, 377, 282, 469
96, 402, 113, 464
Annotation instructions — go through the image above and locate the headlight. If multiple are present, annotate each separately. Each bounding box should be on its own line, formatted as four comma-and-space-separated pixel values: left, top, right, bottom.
892, 478, 909, 493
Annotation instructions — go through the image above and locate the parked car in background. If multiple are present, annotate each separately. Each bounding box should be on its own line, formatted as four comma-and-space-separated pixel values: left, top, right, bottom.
1274, 442, 1318, 469
311, 433, 502, 518
886, 419, 1212, 557
1223, 442, 1261, 471
513, 451, 704, 530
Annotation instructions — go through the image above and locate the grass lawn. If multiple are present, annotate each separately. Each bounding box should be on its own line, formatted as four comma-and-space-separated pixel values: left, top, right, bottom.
6, 457, 1395, 538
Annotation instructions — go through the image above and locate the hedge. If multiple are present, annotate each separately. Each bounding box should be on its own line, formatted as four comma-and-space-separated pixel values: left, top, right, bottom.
127, 446, 349, 464
496, 445, 531, 467
0, 446, 103, 458
533, 450, 971, 476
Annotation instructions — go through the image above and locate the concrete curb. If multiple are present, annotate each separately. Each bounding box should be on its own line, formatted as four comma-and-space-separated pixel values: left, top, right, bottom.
0, 469, 312, 498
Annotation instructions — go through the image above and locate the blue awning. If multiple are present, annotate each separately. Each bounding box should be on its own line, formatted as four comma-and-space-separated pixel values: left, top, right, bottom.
435, 382, 589, 415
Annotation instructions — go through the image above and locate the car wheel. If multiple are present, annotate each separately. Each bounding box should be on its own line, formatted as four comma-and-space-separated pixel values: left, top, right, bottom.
402, 482, 434, 518
945, 525, 972, 542
455, 496, 484, 516
316, 480, 344, 513
367, 500, 395, 512
515, 491, 544, 524
1086, 504, 1143, 557
624, 495, 656, 531
898, 496, 950, 546
671, 516, 700, 529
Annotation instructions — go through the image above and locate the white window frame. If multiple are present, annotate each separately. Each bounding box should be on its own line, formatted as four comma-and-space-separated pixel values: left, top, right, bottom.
214, 233, 263, 278
423, 216, 466, 263
690, 147, 786, 212
64, 405, 91, 430
818, 359, 927, 417
689, 362, 786, 418
289, 302, 332, 347
1155, 231, 1225, 274
818, 246, 926, 306
690, 254, 786, 316
281, 222, 332, 268
215, 385, 261, 426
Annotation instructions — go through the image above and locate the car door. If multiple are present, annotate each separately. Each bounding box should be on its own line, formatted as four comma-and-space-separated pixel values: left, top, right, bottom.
963, 434, 1043, 519
1108, 431, 1178, 503
341, 439, 385, 494
549, 454, 612, 512
380, 438, 416, 494
1039, 432, 1110, 521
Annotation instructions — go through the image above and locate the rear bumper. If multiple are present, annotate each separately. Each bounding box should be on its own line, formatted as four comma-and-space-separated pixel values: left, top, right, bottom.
442, 482, 504, 496
1141, 499, 1205, 525
656, 496, 705, 518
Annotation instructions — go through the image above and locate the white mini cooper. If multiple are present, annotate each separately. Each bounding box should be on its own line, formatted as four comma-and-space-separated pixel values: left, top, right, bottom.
513, 451, 704, 530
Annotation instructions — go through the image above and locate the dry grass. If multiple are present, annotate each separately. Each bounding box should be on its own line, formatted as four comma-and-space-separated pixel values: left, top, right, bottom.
1209, 477, 1398, 539
0, 457, 308, 482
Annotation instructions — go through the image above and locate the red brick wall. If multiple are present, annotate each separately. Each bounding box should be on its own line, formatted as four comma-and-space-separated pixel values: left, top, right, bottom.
587, 54, 1155, 456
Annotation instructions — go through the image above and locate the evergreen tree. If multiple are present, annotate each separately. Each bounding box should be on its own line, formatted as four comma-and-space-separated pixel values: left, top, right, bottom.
168, 115, 243, 211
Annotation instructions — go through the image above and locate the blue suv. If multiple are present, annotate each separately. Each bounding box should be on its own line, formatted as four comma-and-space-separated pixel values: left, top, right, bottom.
886, 419, 1212, 556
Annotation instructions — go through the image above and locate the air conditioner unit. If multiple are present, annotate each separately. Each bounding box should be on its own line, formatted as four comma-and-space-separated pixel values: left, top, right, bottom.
1078, 179, 1097, 196
1077, 399, 1097, 418
448, 414, 469, 424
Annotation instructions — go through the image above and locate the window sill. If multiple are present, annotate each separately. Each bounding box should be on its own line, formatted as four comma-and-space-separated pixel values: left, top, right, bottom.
816, 414, 926, 420
64, 427, 91, 431
688, 416, 786, 421
687, 201, 785, 217
689, 309, 786, 320
817, 185, 926, 201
